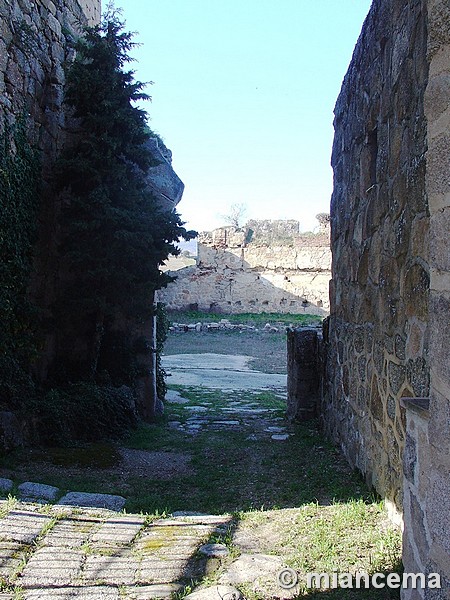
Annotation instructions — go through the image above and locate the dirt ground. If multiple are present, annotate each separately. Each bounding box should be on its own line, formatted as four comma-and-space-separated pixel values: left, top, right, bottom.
163, 329, 288, 374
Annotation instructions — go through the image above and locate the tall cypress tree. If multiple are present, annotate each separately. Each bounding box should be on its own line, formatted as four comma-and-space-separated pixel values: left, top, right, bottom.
54, 9, 194, 388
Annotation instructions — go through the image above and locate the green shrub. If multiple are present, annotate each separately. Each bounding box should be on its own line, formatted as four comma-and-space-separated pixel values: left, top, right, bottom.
36, 383, 137, 445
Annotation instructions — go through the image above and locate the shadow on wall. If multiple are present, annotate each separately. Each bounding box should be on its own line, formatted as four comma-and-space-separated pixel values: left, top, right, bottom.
159, 248, 330, 317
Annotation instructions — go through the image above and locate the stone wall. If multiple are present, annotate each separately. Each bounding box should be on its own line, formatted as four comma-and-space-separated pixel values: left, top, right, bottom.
159, 219, 331, 315
323, 0, 450, 594
402, 0, 450, 595
323, 0, 429, 523
0, 0, 102, 165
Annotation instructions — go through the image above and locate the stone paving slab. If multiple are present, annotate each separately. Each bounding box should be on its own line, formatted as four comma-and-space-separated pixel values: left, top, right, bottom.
0, 540, 26, 578
0, 509, 52, 544
44, 516, 101, 548
123, 584, 183, 599
23, 586, 120, 599
19, 547, 83, 587
90, 515, 146, 547
138, 558, 207, 583
83, 552, 140, 585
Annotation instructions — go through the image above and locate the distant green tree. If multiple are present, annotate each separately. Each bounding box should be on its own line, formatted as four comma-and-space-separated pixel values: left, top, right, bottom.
54, 8, 195, 386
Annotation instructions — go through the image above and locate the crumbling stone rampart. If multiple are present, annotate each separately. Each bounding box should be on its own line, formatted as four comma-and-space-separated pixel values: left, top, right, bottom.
321, 0, 450, 594
159, 219, 331, 315
324, 0, 429, 520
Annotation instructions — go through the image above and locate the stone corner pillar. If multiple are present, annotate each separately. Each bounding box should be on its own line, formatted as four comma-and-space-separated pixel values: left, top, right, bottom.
286, 327, 321, 422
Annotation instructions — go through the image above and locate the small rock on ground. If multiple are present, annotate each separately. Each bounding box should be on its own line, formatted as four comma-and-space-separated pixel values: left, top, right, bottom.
18, 482, 60, 502
219, 553, 284, 585
272, 434, 290, 441
165, 390, 190, 404
57, 492, 125, 511
199, 543, 229, 557
184, 585, 242, 600
0, 478, 13, 494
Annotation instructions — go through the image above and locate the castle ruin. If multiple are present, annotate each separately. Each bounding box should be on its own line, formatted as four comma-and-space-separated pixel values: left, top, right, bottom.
159, 218, 331, 316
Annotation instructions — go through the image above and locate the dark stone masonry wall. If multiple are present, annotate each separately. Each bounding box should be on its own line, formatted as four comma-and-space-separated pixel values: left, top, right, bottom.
1, 0, 101, 381
321, 0, 450, 593
0, 0, 101, 162
324, 0, 430, 521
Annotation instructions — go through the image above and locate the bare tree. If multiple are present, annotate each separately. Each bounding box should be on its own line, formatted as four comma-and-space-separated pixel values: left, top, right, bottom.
221, 203, 248, 228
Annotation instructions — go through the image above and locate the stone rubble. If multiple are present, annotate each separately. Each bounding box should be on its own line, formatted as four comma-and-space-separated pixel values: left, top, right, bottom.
169, 320, 262, 333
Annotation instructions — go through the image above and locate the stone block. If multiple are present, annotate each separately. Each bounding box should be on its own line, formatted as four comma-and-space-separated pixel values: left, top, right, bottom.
20, 547, 83, 587
0, 479, 13, 495
90, 515, 145, 547
0, 510, 52, 544
429, 294, 450, 386
57, 492, 126, 512
403, 263, 429, 319
286, 329, 320, 421
18, 482, 60, 502
24, 586, 120, 600
430, 208, 450, 272
219, 553, 283, 585
388, 361, 407, 395
124, 585, 183, 599
427, 470, 450, 556
403, 432, 417, 483
83, 553, 139, 585
47, 12, 61, 36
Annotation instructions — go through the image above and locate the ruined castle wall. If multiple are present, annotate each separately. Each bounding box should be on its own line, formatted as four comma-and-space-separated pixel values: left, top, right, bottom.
1, 0, 101, 162
159, 224, 331, 315
401, 0, 450, 594
324, 0, 430, 520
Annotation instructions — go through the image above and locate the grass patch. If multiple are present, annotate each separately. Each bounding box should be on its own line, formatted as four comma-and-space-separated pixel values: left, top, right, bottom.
167, 310, 322, 327
0, 380, 402, 600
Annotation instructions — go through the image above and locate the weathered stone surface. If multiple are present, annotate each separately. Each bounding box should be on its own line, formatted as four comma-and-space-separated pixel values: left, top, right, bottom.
0, 541, 27, 577
57, 492, 126, 511
90, 515, 145, 547
83, 553, 139, 585
287, 328, 320, 422
44, 516, 99, 548
0, 510, 52, 544
18, 482, 60, 502
19, 547, 83, 587
184, 586, 242, 600
160, 218, 330, 316
323, 0, 431, 523
219, 553, 284, 585
124, 584, 183, 599
0, 479, 13, 494
24, 587, 119, 599
198, 543, 229, 558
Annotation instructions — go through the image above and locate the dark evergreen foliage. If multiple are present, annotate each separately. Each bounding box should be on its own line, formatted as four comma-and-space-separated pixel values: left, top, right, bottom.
55, 10, 195, 381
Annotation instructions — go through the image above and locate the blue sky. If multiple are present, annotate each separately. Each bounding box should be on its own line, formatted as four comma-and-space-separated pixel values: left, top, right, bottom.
113, 1, 372, 233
